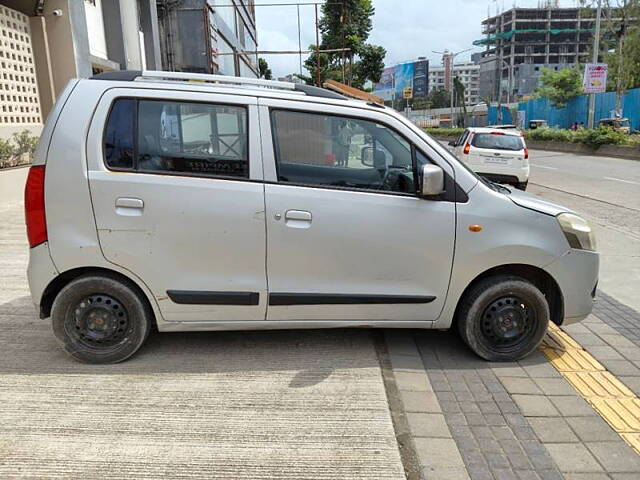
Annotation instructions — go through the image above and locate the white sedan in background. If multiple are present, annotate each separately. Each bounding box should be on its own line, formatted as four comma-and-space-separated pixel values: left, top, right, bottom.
449, 127, 530, 190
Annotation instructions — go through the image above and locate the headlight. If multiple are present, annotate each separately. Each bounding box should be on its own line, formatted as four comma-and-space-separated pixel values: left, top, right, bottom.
557, 213, 596, 251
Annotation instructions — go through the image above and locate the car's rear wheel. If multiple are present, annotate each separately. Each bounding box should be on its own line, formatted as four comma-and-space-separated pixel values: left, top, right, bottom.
51, 274, 152, 364
516, 181, 528, 191
457, 275, 549, 361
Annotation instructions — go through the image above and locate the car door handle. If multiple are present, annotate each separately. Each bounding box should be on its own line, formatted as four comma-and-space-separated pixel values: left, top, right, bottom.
115, 197, 144, 216
284, 210, 312, 229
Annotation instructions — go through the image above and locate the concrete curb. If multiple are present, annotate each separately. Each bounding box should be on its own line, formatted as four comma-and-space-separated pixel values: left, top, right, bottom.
526, 140, 640, 161
385, 331, 470, 480
430, 134, 640, 161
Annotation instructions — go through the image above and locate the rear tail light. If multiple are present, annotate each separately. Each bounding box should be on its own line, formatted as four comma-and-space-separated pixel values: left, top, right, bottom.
490, 131, 505, 135
24, 165, 47, 248
463, 143, 471, 155
524, 148, 529, 160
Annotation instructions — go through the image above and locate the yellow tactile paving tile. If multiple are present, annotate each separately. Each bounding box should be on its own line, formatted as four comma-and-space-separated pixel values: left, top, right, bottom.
543, 325, 583, 351
563, 371, 635, 398
621, 433, 640, 453
541, 345, 605, 372
591, 398, 640, 431
540, 326, 640, 455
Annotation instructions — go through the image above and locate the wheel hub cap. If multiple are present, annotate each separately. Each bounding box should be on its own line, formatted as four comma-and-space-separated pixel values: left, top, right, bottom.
481, 296, 533, 348
73, 294, 129, 347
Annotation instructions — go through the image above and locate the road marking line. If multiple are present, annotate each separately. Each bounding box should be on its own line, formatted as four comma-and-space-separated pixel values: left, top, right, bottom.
531, 164, 558, 170
540, 323, 640, 454
604, 176, 640, 186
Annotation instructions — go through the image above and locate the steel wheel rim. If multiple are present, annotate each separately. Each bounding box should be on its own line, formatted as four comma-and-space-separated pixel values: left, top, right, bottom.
70, 294, 130, 348
480, 295, 535, 352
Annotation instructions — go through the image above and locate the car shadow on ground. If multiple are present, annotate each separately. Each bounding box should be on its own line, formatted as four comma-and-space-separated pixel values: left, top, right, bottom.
0, 295, 551, 383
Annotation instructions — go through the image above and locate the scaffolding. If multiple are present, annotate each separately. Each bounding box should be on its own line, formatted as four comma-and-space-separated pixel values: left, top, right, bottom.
474, 27, 595, 46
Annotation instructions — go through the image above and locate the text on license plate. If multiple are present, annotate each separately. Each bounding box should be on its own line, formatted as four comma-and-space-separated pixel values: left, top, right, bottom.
484, 157, 510, 164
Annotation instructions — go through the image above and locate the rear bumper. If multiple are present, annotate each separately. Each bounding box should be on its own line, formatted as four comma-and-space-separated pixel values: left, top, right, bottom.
27, 242, 58, 314
476, 166, 530, 184
544, 249, 599, 325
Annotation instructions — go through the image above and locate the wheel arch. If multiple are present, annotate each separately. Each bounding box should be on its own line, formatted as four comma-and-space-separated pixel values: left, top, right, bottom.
40, 266, 157, 324
452, 263, 564, 327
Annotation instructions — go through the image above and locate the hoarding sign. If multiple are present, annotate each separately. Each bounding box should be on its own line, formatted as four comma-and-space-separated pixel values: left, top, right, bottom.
413, 60, 429, 98
583, 64, 608, 94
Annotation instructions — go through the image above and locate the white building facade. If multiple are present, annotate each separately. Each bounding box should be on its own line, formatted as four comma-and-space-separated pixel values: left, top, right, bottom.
429, 61, 481, 106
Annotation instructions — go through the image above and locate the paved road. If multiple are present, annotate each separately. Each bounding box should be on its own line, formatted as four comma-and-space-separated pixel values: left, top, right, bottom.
527, 149, 640, 311
0, 202, 405, 479
528, 150, 640, 211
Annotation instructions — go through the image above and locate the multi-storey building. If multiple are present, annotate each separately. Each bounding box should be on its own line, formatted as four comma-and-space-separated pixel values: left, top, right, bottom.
477, 5, 621, 101
429, 61, 481, 106
157, 0, 258, 78
0, 0, 161, 138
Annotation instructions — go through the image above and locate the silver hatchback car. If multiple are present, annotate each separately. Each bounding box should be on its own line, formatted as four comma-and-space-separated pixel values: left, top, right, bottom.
25, 71, 598, 364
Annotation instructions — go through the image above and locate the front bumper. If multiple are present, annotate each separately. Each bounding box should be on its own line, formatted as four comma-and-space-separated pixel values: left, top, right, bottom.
544, 249, 599, 325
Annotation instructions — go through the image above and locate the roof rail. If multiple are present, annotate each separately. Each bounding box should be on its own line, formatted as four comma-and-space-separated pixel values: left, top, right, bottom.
90, 70, 349, 101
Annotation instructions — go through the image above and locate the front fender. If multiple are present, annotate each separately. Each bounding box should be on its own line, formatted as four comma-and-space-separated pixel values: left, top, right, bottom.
434, 185, 569, 327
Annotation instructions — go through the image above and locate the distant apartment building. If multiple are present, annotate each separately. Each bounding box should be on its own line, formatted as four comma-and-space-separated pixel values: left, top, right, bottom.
477, 5, 622, 101
278, 74, 303, 84
429, 61, 480, 106
0, 0, 160, 138
157, 0, 258, 77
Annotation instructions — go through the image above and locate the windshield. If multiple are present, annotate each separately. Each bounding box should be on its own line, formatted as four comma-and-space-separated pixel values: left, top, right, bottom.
471, 133, 524, 151
619, 120, 630, 127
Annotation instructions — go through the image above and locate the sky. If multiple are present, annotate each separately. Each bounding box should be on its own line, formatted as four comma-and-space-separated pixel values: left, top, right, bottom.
255, 0, 582, 79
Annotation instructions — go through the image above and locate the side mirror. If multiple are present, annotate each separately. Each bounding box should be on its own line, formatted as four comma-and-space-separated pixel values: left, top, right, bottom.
448, 140, 457, 147
361, 146, 374, 167
421, 164, 445, 197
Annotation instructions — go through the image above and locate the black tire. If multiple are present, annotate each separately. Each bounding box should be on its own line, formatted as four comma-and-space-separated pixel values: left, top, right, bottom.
516, 181, 528, 191
51, 274, 152, 364
457, 275, 549, 361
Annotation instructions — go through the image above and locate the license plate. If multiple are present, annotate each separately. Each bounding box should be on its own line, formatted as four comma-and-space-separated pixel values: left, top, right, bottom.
484, 157, 510, 165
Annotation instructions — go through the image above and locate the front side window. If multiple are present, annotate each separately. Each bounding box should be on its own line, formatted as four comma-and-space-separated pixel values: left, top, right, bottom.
104, 98, 248, 178
271, 110, 417, 194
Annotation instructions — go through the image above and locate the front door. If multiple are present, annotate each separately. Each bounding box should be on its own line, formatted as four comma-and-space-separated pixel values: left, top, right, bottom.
259, 102, 456, 322
86, 89, 267, 322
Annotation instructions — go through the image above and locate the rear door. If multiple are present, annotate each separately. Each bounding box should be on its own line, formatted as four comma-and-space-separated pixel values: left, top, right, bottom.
86, 88, 267, 322
259, 99, 456, 322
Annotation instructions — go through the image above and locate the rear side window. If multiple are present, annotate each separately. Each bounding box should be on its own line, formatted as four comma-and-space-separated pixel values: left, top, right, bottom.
104, 99, 135, 169
103, 98, 249, 178
471, 133, 523, 151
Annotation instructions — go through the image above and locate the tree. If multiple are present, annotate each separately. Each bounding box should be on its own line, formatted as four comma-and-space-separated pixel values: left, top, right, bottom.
355, 44, 386, 85
298, 46, 334, 86
258, 58, 272, 80
428, 88, 451, 109
300, 0, 386, 88
579, 0, 640, 114
453, 76, 467, 127
534, 67, 583, 108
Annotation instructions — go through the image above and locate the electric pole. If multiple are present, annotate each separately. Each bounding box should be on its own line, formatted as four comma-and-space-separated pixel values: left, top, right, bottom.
587, 0, 602, 129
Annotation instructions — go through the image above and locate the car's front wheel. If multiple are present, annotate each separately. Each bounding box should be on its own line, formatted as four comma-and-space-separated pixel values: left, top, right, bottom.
516, 181, 528, 191
51, 274, 152, 364
457, 275, 549, 361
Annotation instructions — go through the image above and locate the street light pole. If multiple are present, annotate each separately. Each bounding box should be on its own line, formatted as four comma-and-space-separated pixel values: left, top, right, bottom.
587, 0, 602, 129
433, 48, 472, 128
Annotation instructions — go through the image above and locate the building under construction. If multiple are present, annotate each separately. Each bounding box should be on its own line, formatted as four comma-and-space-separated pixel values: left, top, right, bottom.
157, 0, 258, 77
477, 3, 619, 102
